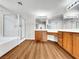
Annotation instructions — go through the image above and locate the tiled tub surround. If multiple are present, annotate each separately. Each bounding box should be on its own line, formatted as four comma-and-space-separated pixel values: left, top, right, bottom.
0, 37, 25, 57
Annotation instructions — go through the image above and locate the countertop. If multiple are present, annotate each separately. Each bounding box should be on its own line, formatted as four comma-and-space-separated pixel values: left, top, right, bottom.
35, 29, 79, 33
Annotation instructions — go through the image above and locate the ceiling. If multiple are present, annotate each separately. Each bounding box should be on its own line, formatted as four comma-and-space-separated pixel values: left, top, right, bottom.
0, 0, 77, 18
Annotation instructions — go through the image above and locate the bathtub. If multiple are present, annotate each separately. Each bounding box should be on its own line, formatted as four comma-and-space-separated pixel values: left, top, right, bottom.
0, 37, 22, 57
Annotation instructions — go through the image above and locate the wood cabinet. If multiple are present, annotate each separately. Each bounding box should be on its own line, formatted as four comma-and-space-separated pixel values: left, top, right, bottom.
35, 31, 42, 41
58, 32, 63, 47
58, 32, 79, 59
35, 31, 47, 42
63, 32, 73, 54
73, 33, 79, 59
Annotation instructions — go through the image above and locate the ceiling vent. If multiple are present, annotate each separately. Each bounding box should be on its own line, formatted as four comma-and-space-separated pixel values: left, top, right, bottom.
17, 0, 23, 5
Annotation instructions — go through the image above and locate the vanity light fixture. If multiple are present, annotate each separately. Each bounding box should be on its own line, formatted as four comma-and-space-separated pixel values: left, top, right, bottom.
67, 1, 79, 9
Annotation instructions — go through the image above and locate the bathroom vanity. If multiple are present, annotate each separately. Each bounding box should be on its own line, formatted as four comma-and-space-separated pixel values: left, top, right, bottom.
35, 30, 47, 42
35, 29, 58, 42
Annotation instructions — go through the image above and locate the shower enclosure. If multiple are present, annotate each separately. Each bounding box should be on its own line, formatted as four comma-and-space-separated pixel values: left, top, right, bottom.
0, 14, 26, 39
0, 14, 26, 57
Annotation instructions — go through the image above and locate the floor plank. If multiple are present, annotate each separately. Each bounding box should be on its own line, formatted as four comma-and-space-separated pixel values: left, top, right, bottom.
0, 40, 75, 59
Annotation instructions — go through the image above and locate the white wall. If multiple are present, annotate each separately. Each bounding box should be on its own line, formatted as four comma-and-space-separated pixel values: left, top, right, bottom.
25, 15, 35, 39
0, 14, 3, 36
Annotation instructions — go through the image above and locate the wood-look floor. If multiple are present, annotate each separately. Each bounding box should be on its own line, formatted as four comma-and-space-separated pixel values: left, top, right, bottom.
0, 40, 75, 59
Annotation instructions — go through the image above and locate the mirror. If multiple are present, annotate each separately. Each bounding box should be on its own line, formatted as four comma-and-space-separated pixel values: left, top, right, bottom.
35, 16, 47, 29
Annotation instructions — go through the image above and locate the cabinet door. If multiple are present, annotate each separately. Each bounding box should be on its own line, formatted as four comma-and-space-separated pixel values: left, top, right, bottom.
35, 31, 42, 41
58, 32, 63, 47
42, 31, 47, 41
63, 32, 73, 54
73, 33, 79, 59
